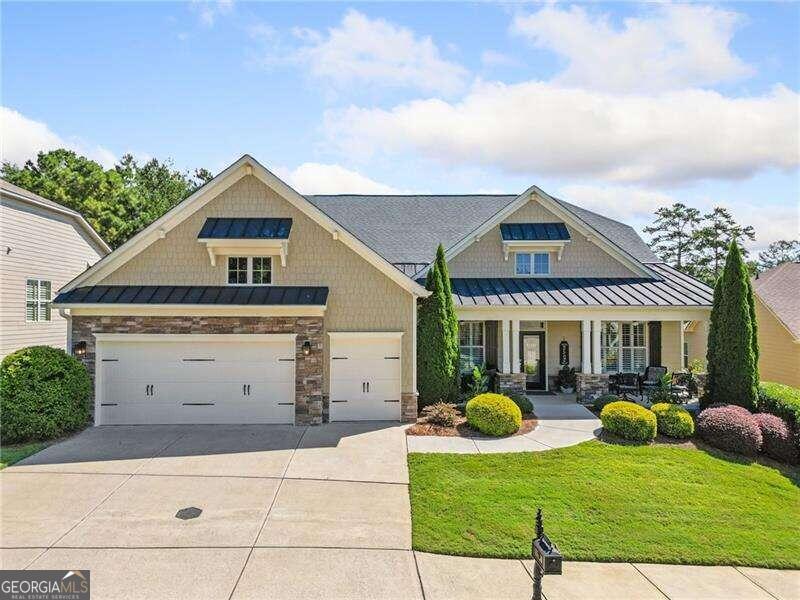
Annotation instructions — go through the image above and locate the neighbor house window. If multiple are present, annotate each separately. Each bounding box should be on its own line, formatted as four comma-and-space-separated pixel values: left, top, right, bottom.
601, 321, 647, 373
227, 257, 272, 285
515, 252, 550, 275
459, 321, 485, 373
26, 279, 51, 322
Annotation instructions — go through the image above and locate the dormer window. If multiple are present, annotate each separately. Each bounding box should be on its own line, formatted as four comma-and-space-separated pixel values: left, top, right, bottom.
515, 252, 550, 276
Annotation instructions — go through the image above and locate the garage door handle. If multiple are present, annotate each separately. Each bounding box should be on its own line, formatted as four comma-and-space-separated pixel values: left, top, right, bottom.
331, 400, 348, 403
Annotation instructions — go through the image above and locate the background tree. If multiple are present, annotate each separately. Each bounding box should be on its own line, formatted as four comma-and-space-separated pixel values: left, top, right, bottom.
416, 245, 459, 406
643, 203, 701, 272
757, 240, 800, 271
692, 207, 755, 284
704, 241, 759, 410
1, 150, 211, 248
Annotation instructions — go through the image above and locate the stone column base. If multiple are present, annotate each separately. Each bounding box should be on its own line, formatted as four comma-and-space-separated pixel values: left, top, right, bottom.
576, 373, 610, 402
496, 372, 527, 397
401, 392, 419, 423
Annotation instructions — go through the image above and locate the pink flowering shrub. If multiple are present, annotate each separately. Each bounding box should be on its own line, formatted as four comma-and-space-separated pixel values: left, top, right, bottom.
754, 413, 798, 464
697, 405, 762, 456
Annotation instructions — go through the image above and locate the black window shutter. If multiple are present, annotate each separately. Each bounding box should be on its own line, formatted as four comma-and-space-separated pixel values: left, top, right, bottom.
648, 321, 662, 367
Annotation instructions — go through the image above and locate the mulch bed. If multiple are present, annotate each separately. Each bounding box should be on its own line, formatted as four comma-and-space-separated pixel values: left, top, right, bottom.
406, 413, 538, 438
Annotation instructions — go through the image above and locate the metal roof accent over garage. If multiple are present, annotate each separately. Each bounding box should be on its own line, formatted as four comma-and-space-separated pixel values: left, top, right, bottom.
500, 223, 570, 241
54, 285, 328, 306
443, 264, 713, 307
198, 217, 293, 239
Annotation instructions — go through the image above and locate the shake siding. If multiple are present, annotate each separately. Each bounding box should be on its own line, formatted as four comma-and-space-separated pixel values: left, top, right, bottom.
755, 296, 800, 388
0, 197, 105, 358
99, 175, 416, 394
448, 199, 637, 278
546, 321, 581, 376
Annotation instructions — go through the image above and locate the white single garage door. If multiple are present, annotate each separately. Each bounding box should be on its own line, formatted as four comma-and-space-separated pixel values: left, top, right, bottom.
329, 332, 402, 421
95, 334, 295, 425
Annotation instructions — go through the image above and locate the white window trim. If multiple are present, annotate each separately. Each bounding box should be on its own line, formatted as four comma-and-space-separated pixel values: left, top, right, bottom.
459, 320, 486, 373
514, 252, 551, 276
26, 278, 52, 323
600, 321, 648, 374
225, 256, 273, 286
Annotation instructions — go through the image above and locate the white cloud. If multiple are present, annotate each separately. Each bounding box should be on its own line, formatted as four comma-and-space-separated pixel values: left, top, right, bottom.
0, 107, 117, 169
190, 0, 233, 27
480, 50, 519, 68
512, 4, 753, 92
325, 81, 799, 185
275, 162, 408, 194
257, 10, 467, 94
558, 184, 672, 223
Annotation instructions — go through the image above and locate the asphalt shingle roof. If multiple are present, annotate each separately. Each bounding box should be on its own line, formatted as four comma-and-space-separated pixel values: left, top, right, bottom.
752, 262, 800, 339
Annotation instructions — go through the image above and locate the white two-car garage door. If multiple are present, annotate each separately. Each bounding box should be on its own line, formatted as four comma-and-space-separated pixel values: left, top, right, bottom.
95, 334, 295, 425
329, 332, 402, 421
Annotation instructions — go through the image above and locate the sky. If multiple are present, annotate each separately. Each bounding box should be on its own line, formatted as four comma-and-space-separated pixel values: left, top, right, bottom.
2, 1, 799, 252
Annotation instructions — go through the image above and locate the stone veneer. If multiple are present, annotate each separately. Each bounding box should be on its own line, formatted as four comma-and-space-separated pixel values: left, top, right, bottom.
401, 392, 419, 423
72, 315, 324, 425
496, 372, 527, 397
575, 373, 611, 402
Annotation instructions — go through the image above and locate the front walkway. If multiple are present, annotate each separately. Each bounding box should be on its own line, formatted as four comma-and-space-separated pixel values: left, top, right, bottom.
406, 393, 602, 453
2, 422, 797, 599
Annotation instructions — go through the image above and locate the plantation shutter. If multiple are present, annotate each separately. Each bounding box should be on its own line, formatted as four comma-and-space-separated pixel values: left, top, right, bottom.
648, 321, 662, 367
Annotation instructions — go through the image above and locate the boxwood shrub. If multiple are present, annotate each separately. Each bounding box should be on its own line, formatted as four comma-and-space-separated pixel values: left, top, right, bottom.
600, 401, 657, 442
466, 393, 522, 436
758, 382, 800, 430
651, 403, 695, 439
508, 394, 533, 415
753, 413, 798, 464
697, 405, 762, 456
0, 346, 91, 443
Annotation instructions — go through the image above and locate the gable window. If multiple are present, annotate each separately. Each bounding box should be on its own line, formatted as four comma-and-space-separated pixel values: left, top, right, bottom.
601, 321, 647, 373
26, 279, 51, 322
515, 252, 550, 275
458, 321, 485, 373
227, 257, 272, 285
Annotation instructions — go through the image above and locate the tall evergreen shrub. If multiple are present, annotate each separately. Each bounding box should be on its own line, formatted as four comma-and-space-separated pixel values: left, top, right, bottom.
704, 241, 759, 410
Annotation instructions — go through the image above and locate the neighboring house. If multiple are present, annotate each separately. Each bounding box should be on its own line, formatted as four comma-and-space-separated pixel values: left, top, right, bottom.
0, 179, 110, 359
751, 263, 800, 388
52, 155, 713, 426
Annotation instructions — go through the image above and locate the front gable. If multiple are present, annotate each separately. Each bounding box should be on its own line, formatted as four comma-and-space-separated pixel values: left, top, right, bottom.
448, 195, 640, 278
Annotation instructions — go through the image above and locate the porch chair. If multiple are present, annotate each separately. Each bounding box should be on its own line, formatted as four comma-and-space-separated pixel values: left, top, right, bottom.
640, 366, 667, 396
615, 372, 641, 400
669, 372, 692, 403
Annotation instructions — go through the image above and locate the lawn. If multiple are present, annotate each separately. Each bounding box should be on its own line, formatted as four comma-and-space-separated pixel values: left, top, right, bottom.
0, 442, 47, 469
408, 441, 800, 568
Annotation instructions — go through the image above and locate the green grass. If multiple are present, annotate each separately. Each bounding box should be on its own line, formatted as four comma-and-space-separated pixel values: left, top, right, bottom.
408, 441, 800, 568
0, 442, 46, 469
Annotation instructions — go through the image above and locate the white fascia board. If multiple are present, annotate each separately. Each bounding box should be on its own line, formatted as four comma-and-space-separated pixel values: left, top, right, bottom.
455, 305, 711, 322
94, 333, 298, 343
61, 154, 429, 298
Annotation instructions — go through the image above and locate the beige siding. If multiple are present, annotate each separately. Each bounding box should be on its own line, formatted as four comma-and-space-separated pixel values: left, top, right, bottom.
449, 199, 637, 278
0, 197, 105, 358
685, 320, 708, 369
661, 321, 683, 372
546, 321, 581, 376
99, 175, 416, 394
755, 296, 800, 388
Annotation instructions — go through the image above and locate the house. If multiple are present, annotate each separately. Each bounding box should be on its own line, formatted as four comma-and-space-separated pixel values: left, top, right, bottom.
52, 155, 713, 426
0, 179, 110, 359
751, 263, 800, 388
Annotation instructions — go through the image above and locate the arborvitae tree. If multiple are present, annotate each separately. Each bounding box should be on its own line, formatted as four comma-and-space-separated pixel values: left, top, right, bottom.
416, 255, 458, 406
434, 244, 460, 392
704, 241, 759, 410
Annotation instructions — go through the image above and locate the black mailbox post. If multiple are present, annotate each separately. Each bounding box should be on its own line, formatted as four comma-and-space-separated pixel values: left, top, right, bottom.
531, 508, 562, 600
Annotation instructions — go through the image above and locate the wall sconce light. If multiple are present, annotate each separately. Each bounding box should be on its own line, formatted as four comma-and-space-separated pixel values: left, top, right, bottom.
302, 340, 311, 356
73, 341, 87, 357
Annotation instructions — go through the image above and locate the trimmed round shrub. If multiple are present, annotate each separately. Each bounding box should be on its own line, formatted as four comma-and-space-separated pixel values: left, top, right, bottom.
508, 394, 533, 415
466, 393, 522, 436
600, 400, 656, 442
696, 405, 762, 456
594, 394, 624, 412
600, 401, 657, 442
1, 346, 91, 443
753, 413, 798, 464
651, 403, 694, 439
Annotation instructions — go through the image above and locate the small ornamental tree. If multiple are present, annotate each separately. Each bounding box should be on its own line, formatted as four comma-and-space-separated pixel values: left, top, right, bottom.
417, 245, 459, 406
704, 241, 759, 410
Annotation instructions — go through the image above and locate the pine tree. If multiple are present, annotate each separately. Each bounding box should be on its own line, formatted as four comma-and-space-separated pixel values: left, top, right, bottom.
643, 203, 701, 271
704, 241, 759, 410
416, 253, 458, 406
757, 240, 800, 271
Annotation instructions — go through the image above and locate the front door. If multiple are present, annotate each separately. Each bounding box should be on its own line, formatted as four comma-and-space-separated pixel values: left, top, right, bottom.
520, 332, 546, 390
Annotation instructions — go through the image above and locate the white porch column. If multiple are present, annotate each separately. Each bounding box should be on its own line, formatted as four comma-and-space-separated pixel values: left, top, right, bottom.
501, 319, 511, 373
581, 319, 592, 374
511, 319, 520, 373
592, 319, 603, 375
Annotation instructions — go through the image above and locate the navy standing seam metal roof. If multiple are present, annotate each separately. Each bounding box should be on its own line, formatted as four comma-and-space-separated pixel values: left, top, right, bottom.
198, 217, 292, 239
499, 223, 570, 241
53, 285, 329, 306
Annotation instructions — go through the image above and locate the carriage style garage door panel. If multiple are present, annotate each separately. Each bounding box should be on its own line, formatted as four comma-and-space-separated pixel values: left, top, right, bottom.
95, 334, 296, 425
329, 332, 403, 421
